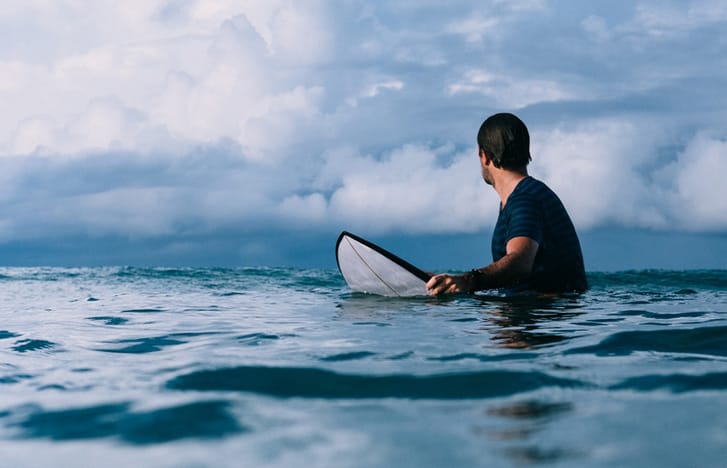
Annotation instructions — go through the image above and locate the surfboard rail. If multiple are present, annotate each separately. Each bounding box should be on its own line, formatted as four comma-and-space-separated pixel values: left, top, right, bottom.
335, 231, 432, 297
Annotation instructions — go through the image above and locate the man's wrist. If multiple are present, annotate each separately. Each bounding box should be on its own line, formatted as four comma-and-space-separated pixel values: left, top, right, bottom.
463, 268, 488, 293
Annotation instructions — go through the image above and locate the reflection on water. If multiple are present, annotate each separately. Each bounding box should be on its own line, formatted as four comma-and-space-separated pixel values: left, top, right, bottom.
504, 446, 579, 465
335, 293, 586, 352
482, 296, 585, 349
485, 400, 577, 464
334, 293, 433, 318
487, 400, 573, 420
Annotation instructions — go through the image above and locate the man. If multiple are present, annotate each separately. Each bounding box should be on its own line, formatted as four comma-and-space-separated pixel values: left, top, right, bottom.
426, 113, 587, 295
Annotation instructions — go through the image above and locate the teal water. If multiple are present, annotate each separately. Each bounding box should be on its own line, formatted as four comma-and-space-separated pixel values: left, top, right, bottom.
0, 267, 726, 467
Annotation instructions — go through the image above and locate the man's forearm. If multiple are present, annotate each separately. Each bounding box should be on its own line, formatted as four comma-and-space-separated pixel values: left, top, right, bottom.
465, 252, 533, 292
427, 237, 538, 295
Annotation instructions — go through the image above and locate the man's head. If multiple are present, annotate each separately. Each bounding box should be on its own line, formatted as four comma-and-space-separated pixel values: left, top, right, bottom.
477, 113, 532, 172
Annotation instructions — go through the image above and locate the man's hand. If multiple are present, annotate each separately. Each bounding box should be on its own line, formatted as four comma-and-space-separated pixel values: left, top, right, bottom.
426, 236, 539, 296
426, 274, 470, 296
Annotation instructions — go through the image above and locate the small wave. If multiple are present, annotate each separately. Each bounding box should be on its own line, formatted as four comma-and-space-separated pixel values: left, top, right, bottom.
0, 374, 33, 384
38, 384, 66, 391
99, 336, 186, 354
588, 269, 727, 291
7, 400, 243, 444
615, 310, 708, 320
319, 351, 377, 362
610, 372, 727, 393
428, 353, 538, 362
121, 308, 166, 314
87, 316, 129, 326
113, 266, 328, 283
388, 351, 414, 360
166, 366, 585, 399
0, 330, 21, 340
281, 269, 346, 289
0, 267, 98, 282
566, 325, 727, 357
98, 332, 216, 354
12, 339, 57, 353
113, 267, 226, 280
216, 291, 246, 297
237, 333, 290, 346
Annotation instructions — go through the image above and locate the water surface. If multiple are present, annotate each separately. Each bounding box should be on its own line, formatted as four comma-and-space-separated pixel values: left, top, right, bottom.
1, 267, 726, 467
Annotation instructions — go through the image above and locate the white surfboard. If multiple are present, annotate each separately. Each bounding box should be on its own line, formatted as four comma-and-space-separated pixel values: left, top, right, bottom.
336, 231, 432, 297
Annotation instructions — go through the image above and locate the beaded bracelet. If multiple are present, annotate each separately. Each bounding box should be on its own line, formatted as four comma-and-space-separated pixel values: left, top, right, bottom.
464, 268, 487, 293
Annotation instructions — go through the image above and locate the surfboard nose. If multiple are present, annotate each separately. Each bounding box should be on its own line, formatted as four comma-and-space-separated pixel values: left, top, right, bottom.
336, 231, 431, 297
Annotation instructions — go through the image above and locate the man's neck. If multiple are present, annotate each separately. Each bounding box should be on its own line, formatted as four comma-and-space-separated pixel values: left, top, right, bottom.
493, 169, 528, 207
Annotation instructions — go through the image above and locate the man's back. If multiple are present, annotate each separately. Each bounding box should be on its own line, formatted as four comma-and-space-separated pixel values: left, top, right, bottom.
492, 177, 587, 293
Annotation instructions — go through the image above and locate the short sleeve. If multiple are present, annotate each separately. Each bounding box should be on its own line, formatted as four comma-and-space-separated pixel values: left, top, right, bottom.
504, 193, 543, 244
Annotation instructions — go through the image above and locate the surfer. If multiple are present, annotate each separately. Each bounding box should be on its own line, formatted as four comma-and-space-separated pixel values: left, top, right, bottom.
426, 113, 587, 296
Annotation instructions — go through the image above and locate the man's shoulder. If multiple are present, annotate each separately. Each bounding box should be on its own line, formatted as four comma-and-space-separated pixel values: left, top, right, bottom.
512, 177, 561, 204
508, 177, 545, 204
517, 176, 550, 194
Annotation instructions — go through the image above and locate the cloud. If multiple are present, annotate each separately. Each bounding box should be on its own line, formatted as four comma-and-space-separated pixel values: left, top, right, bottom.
0, 1, 335, 159
1, 0, 726, 258
631, 0, 727, 37
660, 133, 727, 231
449, 70, 577, 108
323, 144, 491, 235
446, 15, 499, 44
532, 120, 661, 229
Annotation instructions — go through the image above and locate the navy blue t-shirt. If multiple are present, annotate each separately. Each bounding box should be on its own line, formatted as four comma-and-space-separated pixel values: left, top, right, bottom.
491, 177, 587, 293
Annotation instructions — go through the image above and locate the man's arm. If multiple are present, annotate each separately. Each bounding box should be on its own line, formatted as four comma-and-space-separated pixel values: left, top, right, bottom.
426, 236, 539, 295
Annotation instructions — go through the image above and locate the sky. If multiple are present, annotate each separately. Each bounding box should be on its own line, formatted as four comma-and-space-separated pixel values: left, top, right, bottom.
1, 0, 726, 271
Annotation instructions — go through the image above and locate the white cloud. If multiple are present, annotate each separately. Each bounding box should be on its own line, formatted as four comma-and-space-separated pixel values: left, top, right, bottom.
532, 120, 727, 234
446, 16, 499, 44
325, 144, 491, 235
278, 193, 328, 225
661, 133, 727, 231
363, 80, 404, 98
446, 0, 546, 43
532, 120, 668, 230
581, 15, 611, 43
631, 0, 727, 37
1, 0, 726, 253
448, 70, 577, 108
8, 116, 58, 155
0, 0, 333, 159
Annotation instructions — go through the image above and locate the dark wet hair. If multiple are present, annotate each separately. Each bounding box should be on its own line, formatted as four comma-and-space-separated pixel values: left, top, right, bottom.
477, 113, 532, 170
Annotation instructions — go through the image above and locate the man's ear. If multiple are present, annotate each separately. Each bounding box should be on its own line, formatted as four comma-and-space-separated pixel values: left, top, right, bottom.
479, 148, 491, 164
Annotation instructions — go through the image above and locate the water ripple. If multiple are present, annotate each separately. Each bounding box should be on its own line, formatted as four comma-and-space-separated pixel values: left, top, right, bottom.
428, 353, 538, 362
7, 400, 243, 444
565, 325, 727, 357
121, 308, 166, 314
611, 372, 727, 393
319, 351, 377, 362
166, 366, 585, 399
87, 316, 129, 326
12, 339, 57, 353
98, 333, 217, 354
236, 333, 293, 346
1, 267, 725, 466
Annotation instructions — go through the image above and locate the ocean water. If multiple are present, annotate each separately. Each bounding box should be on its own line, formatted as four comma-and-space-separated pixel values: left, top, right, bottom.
0, 267, 726, 467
